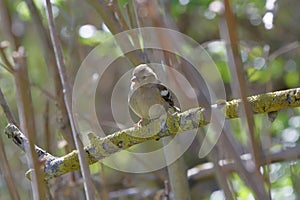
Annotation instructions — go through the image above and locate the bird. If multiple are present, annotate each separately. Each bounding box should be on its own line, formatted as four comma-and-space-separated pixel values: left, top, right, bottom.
128, 64, 179, 125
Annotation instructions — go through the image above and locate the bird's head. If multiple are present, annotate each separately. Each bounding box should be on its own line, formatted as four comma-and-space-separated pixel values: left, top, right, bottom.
131, 64, 159, 88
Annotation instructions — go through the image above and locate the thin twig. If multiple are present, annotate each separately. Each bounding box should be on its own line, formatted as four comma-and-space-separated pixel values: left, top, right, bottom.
24, 0, 75, 149
125, 1, 142, 50
0, 61, 14, 74
44, 1, 95, 199
111, 0, 130, 30
0, 132, 20, 200
0, 41, 14, 72
12, 47, 46, 200
0, 0, 20, 49
0, 88, 17, 124
0, 88, 20, 200
223, 0, 262, 169
125, 3, 136, 29
0, 8, 44, 199
44, 100, 51, 151
222, 1, 268, 198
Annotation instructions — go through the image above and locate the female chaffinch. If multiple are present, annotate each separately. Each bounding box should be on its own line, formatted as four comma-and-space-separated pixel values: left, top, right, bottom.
129, 64, 179, 122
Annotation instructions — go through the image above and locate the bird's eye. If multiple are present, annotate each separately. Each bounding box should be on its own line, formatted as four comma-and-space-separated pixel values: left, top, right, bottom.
142, 76, 146, 80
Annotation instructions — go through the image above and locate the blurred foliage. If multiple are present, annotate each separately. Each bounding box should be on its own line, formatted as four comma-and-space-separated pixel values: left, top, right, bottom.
0, 0, 300, 199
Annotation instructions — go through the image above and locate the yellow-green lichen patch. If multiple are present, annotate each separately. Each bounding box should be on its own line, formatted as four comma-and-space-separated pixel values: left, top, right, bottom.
194, 108, 207, 127
224, 99, 240, 118
248, 94, 273, 113
285, 88, 300, 107
60, 150, 81, 173
128, 120, 164, 139
178, 108, 206, 131
21, 87, 300, 181
166, 115, 180, 135
179, 114, 194, 130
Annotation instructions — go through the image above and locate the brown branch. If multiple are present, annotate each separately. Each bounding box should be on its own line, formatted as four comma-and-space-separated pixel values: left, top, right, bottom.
222, 1, 267, 198
44, 1, 95, 199
0, 41, 14, 73
12, 47, 46, 199
44, 100, 51, 151
0, 88, 20, 200
110, 0, 130, 31
0, 132, 20, 200
0, 0, 20, 49
0, 88, 17, 124
0, 9, 50, 187
4, 123, 51, 160
0, 61, 13, 73
223, 0, 260, 166
125, 2, 137, 29
3, 87, 300, 181
24, 0, 75, 150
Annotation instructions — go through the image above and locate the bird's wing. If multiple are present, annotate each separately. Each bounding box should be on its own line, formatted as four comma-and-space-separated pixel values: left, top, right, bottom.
147, 83, 180, 112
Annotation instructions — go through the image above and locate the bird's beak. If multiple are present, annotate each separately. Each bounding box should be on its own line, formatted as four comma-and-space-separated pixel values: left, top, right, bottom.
131, 76, 137, 82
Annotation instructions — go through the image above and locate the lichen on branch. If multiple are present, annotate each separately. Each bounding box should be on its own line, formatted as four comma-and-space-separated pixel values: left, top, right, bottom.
3, 87, 300, 180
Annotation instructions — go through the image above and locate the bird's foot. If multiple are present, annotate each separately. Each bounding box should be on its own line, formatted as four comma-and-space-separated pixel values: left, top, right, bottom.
136, 118, 143, 127
135, 118, 151, 127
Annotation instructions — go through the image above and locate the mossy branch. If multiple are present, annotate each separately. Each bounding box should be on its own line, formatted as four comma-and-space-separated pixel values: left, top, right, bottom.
3, 87, 300, 180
